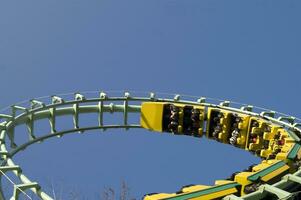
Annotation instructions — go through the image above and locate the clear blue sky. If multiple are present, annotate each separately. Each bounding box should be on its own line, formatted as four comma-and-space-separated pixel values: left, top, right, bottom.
0, 1, 300, 199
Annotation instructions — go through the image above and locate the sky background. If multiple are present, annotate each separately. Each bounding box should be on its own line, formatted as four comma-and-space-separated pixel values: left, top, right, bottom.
0, 0, 301, 199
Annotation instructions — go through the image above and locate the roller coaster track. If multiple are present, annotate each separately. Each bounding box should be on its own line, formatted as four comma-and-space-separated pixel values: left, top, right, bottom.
0, 91, 301, 200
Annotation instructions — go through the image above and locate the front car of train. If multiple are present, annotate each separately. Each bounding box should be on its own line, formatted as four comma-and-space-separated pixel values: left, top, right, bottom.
141, 101, 301, 200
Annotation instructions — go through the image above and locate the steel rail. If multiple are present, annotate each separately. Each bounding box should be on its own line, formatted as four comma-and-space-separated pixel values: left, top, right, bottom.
0, 92, 300, 200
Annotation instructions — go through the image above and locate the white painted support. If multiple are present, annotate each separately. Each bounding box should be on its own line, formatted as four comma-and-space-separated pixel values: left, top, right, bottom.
223, 194, 243, 200
283, 174, 301, 184
259, 184, 291, 199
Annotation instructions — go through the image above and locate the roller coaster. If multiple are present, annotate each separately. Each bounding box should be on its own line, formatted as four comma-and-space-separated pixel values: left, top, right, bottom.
1, 91, 301, 200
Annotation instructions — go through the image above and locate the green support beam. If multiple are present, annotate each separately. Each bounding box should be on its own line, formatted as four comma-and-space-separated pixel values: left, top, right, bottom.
259, 184, 291, 199
11, 182, 40, 200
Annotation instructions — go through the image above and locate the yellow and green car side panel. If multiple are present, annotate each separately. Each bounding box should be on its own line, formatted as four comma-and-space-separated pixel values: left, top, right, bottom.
248, 160, 289, 182
234, 160, 290, 195
144, 182, 240, 200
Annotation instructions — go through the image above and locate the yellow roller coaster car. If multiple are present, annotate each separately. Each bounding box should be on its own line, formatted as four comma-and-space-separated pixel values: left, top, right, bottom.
140, 102, 301, 199
144, 181, 240, 200
140, 102, 205, 137
233, 159, 290, 195
245, 117, 297, 160
206, 108, 250, 148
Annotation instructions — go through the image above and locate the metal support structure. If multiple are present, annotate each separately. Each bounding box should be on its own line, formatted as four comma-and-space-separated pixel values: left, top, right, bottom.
0, 91, 300, 199
223, 195, 244, 200
283, 174, 301, 184
259, 184, 291, 199
11, 182, 40, 200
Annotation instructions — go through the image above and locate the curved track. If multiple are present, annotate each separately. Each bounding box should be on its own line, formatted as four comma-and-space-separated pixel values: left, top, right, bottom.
0, 91, 301, 200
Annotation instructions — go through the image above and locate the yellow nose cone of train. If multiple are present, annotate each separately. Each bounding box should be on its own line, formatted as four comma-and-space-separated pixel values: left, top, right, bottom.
140, 102, 165, 132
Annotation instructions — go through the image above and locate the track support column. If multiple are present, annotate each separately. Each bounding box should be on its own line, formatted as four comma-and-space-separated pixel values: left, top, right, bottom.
259, 184, 291, 199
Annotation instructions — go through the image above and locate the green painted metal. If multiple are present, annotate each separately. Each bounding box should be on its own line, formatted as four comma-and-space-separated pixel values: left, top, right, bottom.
248, 161, 286, 182
287, 143, 301, 160
223, 194, 243, 200
12, 182, 40, 200
258, 184, 291, 199
0, 92, 145, 200
163, 183, 240, 200
283, 174, 301, 184
0, 166, 21, 174
0, 91, 300, 199
223, 194, 244, 200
